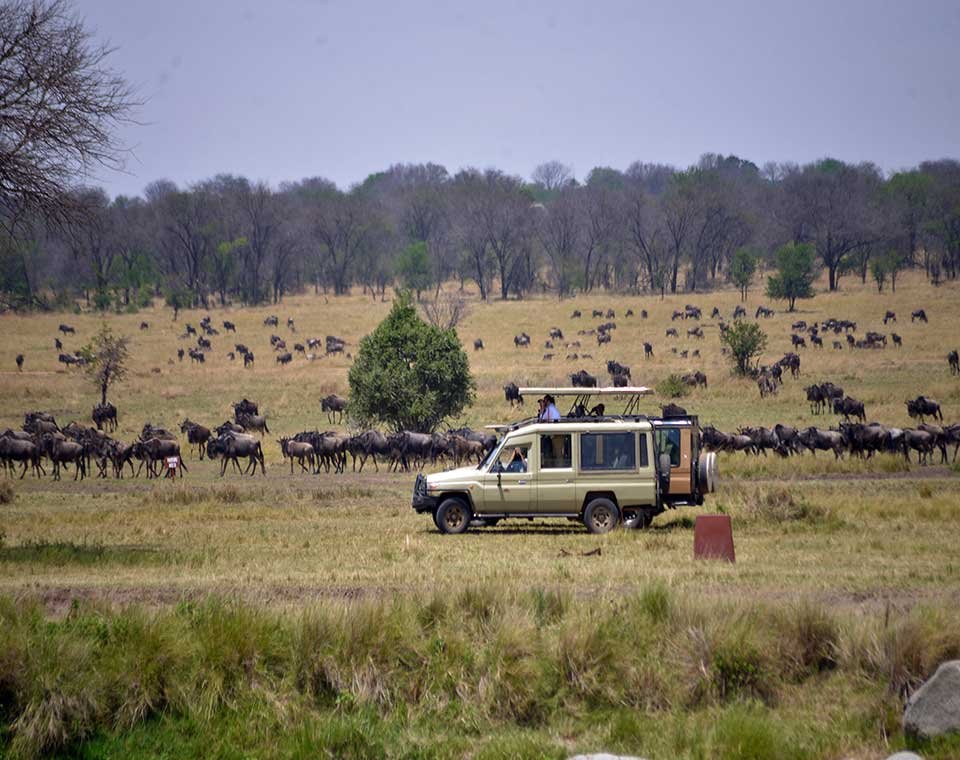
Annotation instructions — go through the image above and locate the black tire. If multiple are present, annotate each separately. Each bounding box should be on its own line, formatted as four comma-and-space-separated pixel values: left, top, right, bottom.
622, 507, 655, 530
583, 498, 620, 534
435, 498, 472, 534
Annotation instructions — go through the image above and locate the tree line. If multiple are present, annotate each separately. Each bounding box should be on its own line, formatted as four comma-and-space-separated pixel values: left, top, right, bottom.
2, 154, 958, 312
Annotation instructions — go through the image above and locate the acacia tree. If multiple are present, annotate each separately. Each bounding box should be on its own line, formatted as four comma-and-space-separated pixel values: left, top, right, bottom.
0, 0, 138, 231
80, 325, 129, 405
728, 247, 757, 301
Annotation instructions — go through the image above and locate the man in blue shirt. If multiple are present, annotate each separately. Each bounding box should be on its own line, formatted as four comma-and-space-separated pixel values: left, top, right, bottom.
541, 394, 561, 422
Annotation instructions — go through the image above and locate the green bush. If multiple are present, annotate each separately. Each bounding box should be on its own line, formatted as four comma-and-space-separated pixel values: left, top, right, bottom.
720, 321, 768, 375
348, 292, 475, 432
656, 373, 690, 399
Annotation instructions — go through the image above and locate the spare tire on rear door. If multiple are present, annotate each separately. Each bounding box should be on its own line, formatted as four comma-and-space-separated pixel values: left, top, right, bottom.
583, 497, 619, 534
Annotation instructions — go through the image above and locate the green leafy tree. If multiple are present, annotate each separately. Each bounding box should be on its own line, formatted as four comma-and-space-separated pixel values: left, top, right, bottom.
729, 247, 758, 301
720, 321, 768, 376
348, 294, 475, 432
766, 242, 816, 311
164, 287, 191, 320
395, 241, 432, 299
79, 325, 130, 405
870, 257, 887, 292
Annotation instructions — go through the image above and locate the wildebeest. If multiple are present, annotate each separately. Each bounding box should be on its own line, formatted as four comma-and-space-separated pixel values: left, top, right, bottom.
778, 352, 801, 378
661, 403, 687, 418
279, 437, 315, 473
911, 309, 928, 323
177, 348, 185, 362
833, 341, 843, 350
883, 311, 896, 324
733, 305, 747, 319
236, 412, 270, 435
791, 334, 806, 349
276, 352, 293, 366
549, 327, 564, 340
294, 343, 305, 354
949, 350, 959, 375
233, 399, 260, 418
891, 333, 902, 347
592, 309, 603, 318
832, 396, 866, 423
287, 317, 296, 331
15, 354, 23, 371
0, 434, 44, 478
326, 335, 346, 354
42, 434, 87, 480
188, 348, 205, 364
625, 309, 634, 317
607, 360, 631, 380
906, 396, 942, 423
682, 371, 707, 389
810, 335, 823, 348
474, 339, 484, 351
54, 337, 63, 350
321, 394, 348, 423
139, 321, 149, 330
264, 315, 279, 327
58, 324, 75, 335
197, 336, 212, 350
180, 419, 212, 459
503, 383, 523, 406
208, 433, 265, 476
571, 369, 598, 388
92, 402, 117, 432
347, 429, 392, 472
571, 310, 581, 318
596, 332, 611, 346
755, 305, 774, 318
514, 332, 531, 348
643, 342, 654, 359
243, 351, 255, 368
223, 320, 236, 332
797, 427, 845, 459
665, 328, 678, 338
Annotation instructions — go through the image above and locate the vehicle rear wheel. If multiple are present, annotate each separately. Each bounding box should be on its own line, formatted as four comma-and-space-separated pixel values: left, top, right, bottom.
436, 498, 472, 534
583, 498, 620, 534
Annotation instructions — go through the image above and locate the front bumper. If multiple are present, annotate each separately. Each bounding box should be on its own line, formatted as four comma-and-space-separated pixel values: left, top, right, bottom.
412, 473, 437, 513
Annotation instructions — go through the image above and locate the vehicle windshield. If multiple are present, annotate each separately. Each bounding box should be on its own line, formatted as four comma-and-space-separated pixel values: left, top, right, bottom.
479, 437, 504, 469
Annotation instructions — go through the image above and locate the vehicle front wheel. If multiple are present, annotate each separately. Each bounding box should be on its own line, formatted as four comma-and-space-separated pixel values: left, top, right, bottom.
435, 498, 472, 534
583, 498, 620, 534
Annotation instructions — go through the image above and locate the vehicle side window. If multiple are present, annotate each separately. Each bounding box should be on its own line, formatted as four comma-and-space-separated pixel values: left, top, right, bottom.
496, 444, 529, 473
540, 434, 572, 469
655, 429, 682, 467
580, 432, 637, 470
638, 432, 649, 467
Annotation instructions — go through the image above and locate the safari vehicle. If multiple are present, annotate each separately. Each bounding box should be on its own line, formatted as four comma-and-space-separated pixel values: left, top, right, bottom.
412, 387, 718, 534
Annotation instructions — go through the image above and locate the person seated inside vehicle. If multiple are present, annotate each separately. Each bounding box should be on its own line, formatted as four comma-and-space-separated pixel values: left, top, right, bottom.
498, 445, 528, 473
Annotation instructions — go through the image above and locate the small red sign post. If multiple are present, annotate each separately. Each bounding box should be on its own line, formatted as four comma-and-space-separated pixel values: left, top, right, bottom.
165, 456, 179, 479
693, 514, 735, 562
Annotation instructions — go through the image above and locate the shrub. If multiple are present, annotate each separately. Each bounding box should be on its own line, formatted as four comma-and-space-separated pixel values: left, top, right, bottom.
720, 321, 768, 375
656, 373, 690, 399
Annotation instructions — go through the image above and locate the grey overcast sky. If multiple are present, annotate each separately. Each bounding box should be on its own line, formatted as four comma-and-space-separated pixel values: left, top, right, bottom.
74, 0, 960, 198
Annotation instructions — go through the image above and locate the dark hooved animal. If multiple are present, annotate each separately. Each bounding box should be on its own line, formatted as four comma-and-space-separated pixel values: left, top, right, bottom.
473, 338, 484, 351
92, 402, 118, 432
906, 396, 942, 423
180, 419, 212, 459
570, 369, 598, 388
321, 394, 348, 423
503, 383, 523, 407
911, 309, 928, 323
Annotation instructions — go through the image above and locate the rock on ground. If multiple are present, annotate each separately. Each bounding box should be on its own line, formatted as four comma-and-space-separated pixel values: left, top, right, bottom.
903, 659, 960, 740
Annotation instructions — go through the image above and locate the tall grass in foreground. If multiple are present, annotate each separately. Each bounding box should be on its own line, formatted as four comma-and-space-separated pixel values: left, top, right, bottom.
1, 591, 959, 759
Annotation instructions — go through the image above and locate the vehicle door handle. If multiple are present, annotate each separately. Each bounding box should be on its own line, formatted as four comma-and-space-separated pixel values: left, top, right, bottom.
564, 479, 571, 484
518, 480, 527, 485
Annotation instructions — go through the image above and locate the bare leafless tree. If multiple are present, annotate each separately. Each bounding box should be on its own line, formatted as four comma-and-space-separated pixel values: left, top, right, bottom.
420, 292, 470, 331
0, 0, 139, 231
532, 161, 574, 193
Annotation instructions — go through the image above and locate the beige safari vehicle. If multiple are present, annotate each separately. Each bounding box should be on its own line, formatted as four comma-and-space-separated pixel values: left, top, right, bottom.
412, 387, 717, 534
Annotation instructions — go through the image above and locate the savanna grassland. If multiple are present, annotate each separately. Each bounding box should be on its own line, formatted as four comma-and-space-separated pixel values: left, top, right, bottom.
1, 271, 960, 759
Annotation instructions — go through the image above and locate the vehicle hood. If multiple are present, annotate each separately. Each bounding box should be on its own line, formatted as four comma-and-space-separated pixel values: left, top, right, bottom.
425, 465, 484, 486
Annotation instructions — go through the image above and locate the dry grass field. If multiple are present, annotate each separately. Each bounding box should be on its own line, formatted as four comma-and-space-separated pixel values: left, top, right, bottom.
2, 271, 960, 759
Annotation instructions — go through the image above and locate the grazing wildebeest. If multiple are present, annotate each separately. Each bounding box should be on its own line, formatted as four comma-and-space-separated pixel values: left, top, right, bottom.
687, 326, 704, 339
755, 305, 774, 318
596, 332, 611, 346
279, 437, 315, 473
791, 334, 807, 349
549, 327, 564, 340
294, 343, 305, 354
733, 305, 746, 319
791, 320, 807, 331
911, 309, 928, 323
906, 396, 942, 423
810, 335, 823, 348
243, 351, 255, 368
778, 352, 801, 378
832, 396, 866, 423
883, 311, 896, 324
59, 323, 75, 335
514, 332, 531, 348
571, 310, 582, 318
92, 402, 117, 432
891, 333, 902, 347
320, 394, 348, 423
592, 309, 603, 318
180, 419, 212, 459
264, 315, 279, 327
571, 369, 598, 388
188, 348, 205, 364
223, 320, 236, 332
665, 328, 678, 338
625, 309, 634, 317
503, 383, 523, 406
473, 338, 484, 351
949, 350, 959, 375
682, 371, 707, 389
185, 323, 197, 336
139, 321, 149, 331
276, 352, 293, 366
15, 354, 23, 371
543, 353, 554, 361
643, 342, 654, 359
710, 307, 721, 319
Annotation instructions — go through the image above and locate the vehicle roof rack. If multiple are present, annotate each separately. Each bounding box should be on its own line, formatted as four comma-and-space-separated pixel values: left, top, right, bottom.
518, 385, 654, 416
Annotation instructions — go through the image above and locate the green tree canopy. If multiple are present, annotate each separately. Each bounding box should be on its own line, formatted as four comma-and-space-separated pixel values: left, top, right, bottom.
720, 321, 767, 376
348, 294, 475, 432
395, 241, 431, 299
728, 247, 758, 301
766, 242, 816, 311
